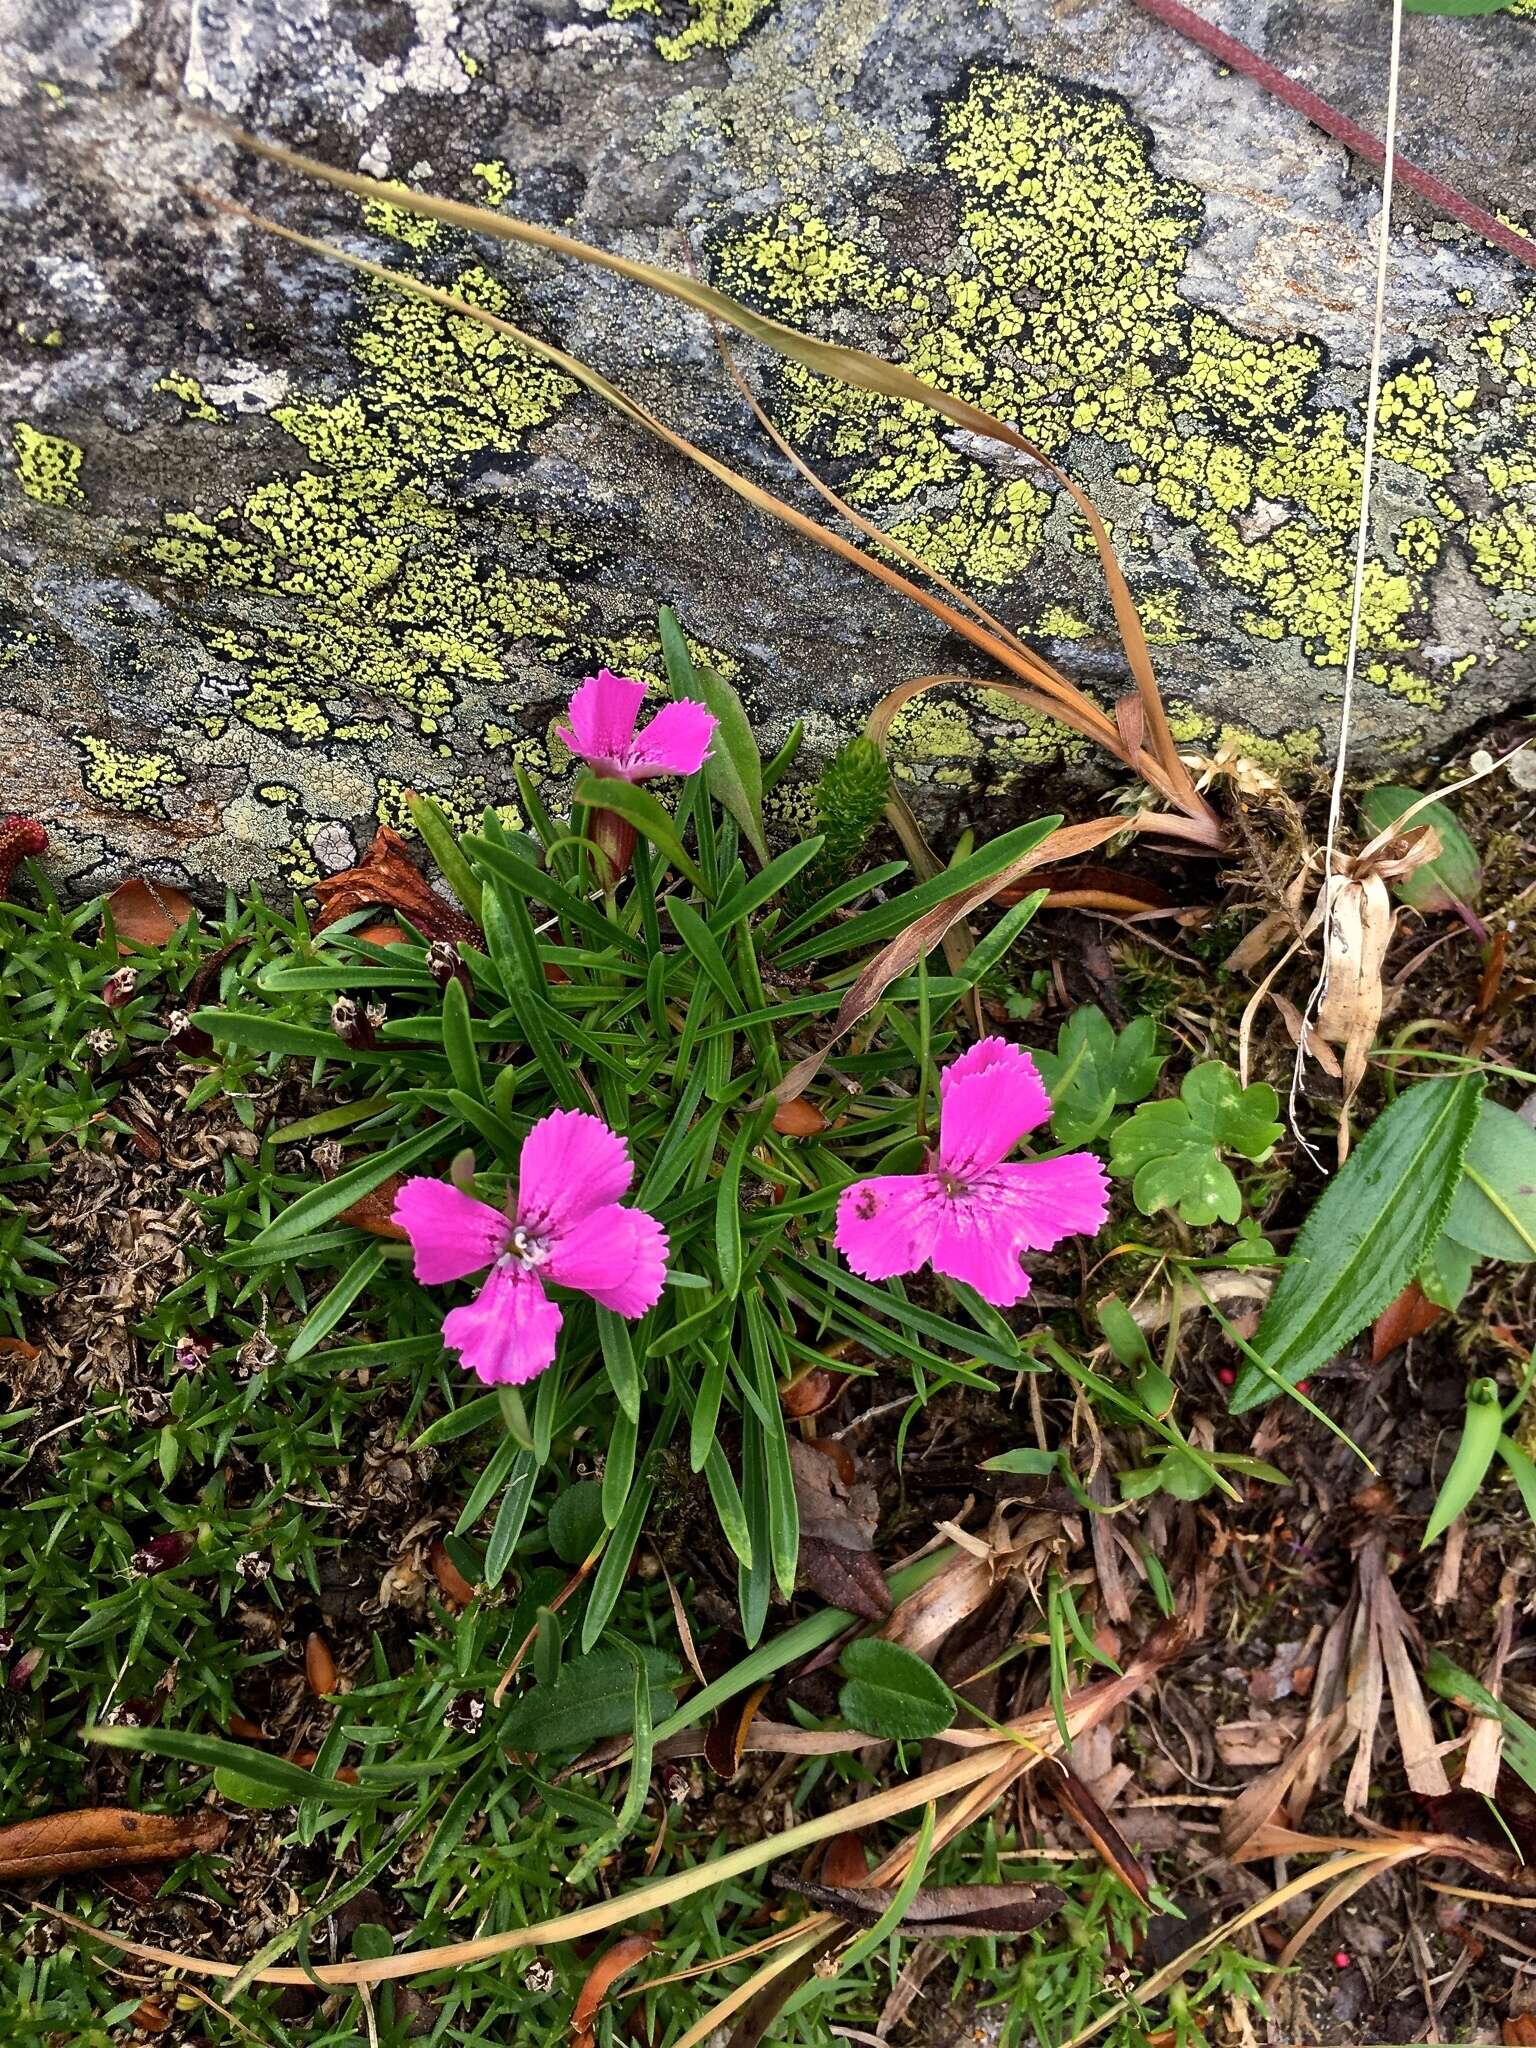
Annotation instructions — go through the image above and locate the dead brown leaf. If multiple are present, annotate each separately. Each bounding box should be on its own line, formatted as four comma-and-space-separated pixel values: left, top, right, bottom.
771, 1098, 827, 1139
0, 1806, 227, 1882
771, 1872, 1064, 1938
429, 1538, 476, 1607
819, 1830, 870, 1888
570, 1932, 654, 2048
312, 826, 480, 947
337, 1176, 410, 1241
1213, 1716, 1304, 1769
1372, 1281, 1443, 1365
704, 1682, 773, 1780
304, 1632, 338, 1697
107, 878, 195, 952
779, 1367, 842, 1421
788, 1437, 890, 1622
1041, 1761, 1150, 1902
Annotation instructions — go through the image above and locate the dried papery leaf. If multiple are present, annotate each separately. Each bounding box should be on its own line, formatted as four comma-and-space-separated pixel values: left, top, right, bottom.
0, 1806, 226, 1881
788, 1437, 890, 1620
771, 1871, 1065, 1937
998, 864, 1174, 917
1462, 1584, 1517, 1798
773, 814, 1127, 1104
1041, 1762, 1150, 1902
880, 1551, 996, 1662
311, 827, 480, 947
1220, 1708, 1349, 1858
1315, 871, 1393, 1118
1372, 1281, 1443, 1364
1369, 1551, 1451, 1799
878, 1939, 946, 2038
357, 921, 409, 947
211, 126, 1218, 831
107, 878, 194, 951
570, 1932, 654, 2048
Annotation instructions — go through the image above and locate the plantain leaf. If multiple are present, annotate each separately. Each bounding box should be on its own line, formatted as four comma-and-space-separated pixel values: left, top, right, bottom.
1358, 784, 1481, 913
1444, 1100, 1536, 1263
838, 1638, 955, 1741
1230, 1075, 1484, 1412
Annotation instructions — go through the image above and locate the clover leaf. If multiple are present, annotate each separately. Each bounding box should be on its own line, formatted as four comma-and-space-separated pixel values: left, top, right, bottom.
1034, 1005, 1165, 1147
1109, 1062, 1283, 1226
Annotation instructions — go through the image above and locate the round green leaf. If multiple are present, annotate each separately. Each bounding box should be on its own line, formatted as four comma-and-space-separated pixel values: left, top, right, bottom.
1445, 1101, 1536, 1263
838, 1638, 956, 1740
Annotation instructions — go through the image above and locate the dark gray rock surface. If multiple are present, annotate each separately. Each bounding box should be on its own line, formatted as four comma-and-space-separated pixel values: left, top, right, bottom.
2, 0, 1532, 890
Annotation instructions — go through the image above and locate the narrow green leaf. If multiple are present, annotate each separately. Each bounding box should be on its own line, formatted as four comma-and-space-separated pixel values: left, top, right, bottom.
484, 1451, 539, 1586
659, 605, 769, 865
439, 975, 484, 1103
407, 794, 484, 924
285, 1245, 386, 1364
572, 774, 704, 890
245, 1123, 450, 1261
1231, 1075, 1484, 1412
87, 1724, 374, 1806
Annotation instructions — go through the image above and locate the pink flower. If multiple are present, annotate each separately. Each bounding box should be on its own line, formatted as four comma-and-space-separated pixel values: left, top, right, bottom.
834, 1038, 1109, 1309
557, 669, 716, 783
393, 1110, 668, 1385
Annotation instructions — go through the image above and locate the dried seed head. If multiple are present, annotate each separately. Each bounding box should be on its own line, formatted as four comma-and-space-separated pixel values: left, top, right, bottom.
443, 1693, 485, 1734
365, 1002, 387, 1032
84, 1028, 117, 1061
330, 996, 375, 1049
236, 1328, 276, 1377
661, 1761, 691, 1805
523, 1960, 556, 1995
101, 966, 138, 1009
426, 939, 461, 988
174, 1334, 211, 1374
164, 1009, 213, 1056
236, 1552, 271, 1585
130, 1532, 192, 1578
312, 1138, 344, 1178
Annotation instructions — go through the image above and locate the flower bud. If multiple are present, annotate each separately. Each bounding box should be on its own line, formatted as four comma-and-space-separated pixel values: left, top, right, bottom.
426, 940, 461, 989
8, 1645, 42, 1689
523, 1960, 556, 1996
101, 966, 138, 1009
165, 1009, 213, 1056
174, 1334, 210, 1374
130, 1531, 192, 1578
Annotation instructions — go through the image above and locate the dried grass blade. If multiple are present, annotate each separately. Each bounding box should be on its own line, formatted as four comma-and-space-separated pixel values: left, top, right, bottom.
771, 815, 1125, 1104
207, 123, 1216, 828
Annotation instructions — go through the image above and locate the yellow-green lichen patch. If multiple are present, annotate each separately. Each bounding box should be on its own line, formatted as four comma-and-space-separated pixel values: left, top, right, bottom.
881, 683, 1088, 792
361, 197, 442, 250
144, 263, 586, 748
608, 0, 776, 61
155, 373, 218, 422
375, 774, 522, 838
711, 67, 1536, 712
10, 421, 84, 506
75, 734, 185, 815
472, 160, 513, 206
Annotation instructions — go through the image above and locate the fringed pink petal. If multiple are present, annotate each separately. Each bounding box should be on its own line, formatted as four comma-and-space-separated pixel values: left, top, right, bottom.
516, 1108, 633, 1239
987, 1154, 1111, 1250
628, 699, 717, 780
393, 1176, 508, 1284
937, 1037, 1052, 1176
545, 1202, 669, 1317
557, 670, 646, 770
834, 1173, 943, 1282
441, 1262, 563, 1385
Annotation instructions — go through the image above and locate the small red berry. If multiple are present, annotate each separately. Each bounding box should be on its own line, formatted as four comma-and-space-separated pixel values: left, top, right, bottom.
1217, 1366, 1235, 1387
1332, 1950, 1349, 1970
1296, 1380, 1311, 1395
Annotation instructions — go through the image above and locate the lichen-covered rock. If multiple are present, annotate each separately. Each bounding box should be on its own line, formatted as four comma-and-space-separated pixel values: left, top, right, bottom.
1, 0, 1532, 891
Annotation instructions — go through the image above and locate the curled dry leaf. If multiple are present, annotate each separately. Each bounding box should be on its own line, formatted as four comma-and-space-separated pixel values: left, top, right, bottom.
107, 878, 195, 952
569, 1932, 654, 2048
304, 1631, 338, 1698
337, 1176, 410, 1242
1372, 1280, 1443, 1365
1315, 870, 1393, 1114
779, 1366, 842, 1421
772, 1097, 827, 1139
0, 1806, 227, 1882
429, 1538, 477, 1607
704, 1681, 773, 1781
771, 1871, 1064, 1939
819, 1829, 871, 1888
311, 826, 480, 947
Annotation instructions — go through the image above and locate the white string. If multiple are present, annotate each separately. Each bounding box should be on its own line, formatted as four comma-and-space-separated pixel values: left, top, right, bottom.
1289, 0, 1406, 1158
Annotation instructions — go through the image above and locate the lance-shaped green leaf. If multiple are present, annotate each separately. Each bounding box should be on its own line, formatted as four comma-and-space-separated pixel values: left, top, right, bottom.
659, 605, 769, 866
1231, 1074, 1484, 1413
